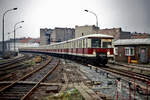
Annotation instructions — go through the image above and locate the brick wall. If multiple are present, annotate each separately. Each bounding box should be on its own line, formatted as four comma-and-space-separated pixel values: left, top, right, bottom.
99, 28, 121, 38
131, 33, 150, 39
115, 45, 150, 63
99, 28, 131, 39
115, 46, 128, 62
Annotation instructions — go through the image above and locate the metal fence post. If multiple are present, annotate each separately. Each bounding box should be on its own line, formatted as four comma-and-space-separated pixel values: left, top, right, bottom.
129, 82, 132, 100
134, 78, 136, 100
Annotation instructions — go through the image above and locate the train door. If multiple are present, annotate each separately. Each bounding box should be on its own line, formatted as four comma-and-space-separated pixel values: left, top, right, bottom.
139, 48, 147, 63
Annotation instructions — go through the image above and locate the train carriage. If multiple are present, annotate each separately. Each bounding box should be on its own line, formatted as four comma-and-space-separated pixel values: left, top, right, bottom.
20, 34, 114, 65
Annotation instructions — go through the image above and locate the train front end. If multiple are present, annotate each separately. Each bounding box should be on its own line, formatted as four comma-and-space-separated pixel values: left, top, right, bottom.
88, 36, 114, 65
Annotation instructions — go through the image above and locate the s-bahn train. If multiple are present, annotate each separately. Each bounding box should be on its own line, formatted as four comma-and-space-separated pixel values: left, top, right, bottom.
19, 34, 114, 65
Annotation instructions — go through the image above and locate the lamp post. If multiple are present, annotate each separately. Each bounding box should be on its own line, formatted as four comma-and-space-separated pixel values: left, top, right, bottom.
84, 9, 99, 34
14, 21, 24, 51
2, 8, 17, 54
7, 32, 11, 51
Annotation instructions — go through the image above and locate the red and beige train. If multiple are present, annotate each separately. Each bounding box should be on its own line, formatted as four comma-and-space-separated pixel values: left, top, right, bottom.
19, 34, 114, 65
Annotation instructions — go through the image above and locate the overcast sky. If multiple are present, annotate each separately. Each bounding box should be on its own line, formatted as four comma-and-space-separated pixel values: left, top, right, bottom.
0, 0, 150, 41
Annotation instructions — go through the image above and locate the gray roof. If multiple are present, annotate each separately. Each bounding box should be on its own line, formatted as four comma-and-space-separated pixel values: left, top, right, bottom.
114, 38, 150, 45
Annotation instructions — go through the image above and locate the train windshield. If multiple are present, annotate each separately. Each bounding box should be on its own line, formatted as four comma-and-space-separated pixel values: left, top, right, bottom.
91, 38, 101, 48
102, 39, 112, 48
103, 42, 112, 48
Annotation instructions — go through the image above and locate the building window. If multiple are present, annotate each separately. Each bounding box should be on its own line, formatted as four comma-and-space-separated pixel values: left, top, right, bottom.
125, 47, 130, 56
130, 47, 135, 56
114, 47, 118, 55
82, 33, 84, 36
125, 47, 135, 56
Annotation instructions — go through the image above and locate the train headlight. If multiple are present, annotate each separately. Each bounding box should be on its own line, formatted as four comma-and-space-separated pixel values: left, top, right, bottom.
107, 51, 110, 55
93, 50, 96, 55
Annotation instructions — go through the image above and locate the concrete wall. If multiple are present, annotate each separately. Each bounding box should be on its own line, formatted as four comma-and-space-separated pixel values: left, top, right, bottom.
51, 27, 75, 44
120, 31, 131, 39
40, 28, 52, 45
75, 25, 98, 38
99, 28, 121, 39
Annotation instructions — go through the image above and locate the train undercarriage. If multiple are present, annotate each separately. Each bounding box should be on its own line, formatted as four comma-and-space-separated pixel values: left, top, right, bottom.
20, 51, 108, 66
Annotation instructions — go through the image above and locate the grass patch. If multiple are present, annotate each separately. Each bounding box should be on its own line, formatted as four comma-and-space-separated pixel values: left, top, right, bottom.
43, 88, 85, 100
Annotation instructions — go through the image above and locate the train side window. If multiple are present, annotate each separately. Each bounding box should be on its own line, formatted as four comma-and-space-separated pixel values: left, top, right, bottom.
77, 40, 79, 48
79, 40, 80, 48
81, 40, 82, 48
71, 42, 73, 49
83, 39, 85, 48
82, 40, 83, 48
87, 38, 91, 48
86, 38, 88, 48
73, 41, 75, 48
91, 38, 101, 48
81, 40, 83, 48
79, 40, 82, 48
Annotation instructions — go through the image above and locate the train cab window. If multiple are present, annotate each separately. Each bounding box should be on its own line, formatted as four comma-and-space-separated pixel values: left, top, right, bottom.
91, 38, 101, 48
103, 42, 112, 48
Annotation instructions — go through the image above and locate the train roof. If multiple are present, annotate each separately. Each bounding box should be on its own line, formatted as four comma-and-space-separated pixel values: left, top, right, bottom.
50, 34, 113, 46
20, 34, 113, 49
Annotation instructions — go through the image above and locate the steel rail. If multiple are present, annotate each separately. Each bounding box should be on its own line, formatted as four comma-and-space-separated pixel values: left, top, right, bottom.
21, 59, 60, 100
0, 54, 26, 65
0, 53, 33, 66
0, 56, 52, 92
106, 66, 150, 80
92, 64, 150, 82
0, 55, 28, 67
107, 63, 150, 78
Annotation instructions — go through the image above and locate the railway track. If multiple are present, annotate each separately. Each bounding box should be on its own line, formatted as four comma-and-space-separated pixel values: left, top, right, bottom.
0, 54, 31, 68
0, 57, 60, 100
107, 64, 150, 80
59, 60, 102, 100
75, 59, 150, 83
0, 54, 33, 78
87, 64, 150, 83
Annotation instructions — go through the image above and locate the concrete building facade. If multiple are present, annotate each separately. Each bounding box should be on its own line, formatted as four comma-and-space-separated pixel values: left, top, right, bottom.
50, 27, 75, 44
99, 28, 131, 40
40, 28, 53, 45
75, 25, 98, 38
